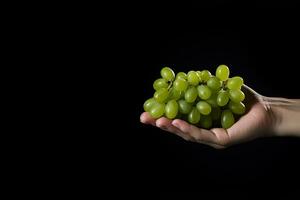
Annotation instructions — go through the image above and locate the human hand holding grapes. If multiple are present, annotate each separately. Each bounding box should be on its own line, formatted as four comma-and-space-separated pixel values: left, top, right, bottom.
141, 66, 300, 148
141, 85, 276, 148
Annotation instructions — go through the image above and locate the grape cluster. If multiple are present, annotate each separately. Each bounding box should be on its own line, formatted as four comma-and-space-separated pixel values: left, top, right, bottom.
143, 65, 246, 129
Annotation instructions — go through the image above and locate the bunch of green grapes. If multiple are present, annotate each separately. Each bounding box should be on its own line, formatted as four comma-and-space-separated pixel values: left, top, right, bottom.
143, 65, 246, 129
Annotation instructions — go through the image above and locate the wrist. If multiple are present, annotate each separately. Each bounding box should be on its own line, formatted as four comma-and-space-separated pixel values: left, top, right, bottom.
270, 105, 284, 136
269, 99, 300, 137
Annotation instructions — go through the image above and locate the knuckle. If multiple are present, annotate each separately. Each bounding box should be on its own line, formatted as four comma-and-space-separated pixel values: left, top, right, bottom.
219, 139, 230, 146
193, 134, 202, 141
181, 124, 191, 134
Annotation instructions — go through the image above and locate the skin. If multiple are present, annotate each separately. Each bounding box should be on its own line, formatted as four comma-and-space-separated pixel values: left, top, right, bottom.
140, 85, 300, 149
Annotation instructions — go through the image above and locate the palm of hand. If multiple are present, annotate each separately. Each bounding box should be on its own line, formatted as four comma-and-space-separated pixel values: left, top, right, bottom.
140, 85, 274, 148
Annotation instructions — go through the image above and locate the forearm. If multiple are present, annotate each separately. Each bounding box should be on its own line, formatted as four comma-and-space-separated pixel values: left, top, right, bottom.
270, 99, 300, 137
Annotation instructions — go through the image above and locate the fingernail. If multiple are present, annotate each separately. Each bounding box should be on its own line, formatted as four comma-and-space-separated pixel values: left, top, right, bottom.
172, 121, 178, 127
140, 118, 144, 123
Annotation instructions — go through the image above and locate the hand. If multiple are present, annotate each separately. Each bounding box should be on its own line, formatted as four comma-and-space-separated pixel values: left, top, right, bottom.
140, 85, 276, 149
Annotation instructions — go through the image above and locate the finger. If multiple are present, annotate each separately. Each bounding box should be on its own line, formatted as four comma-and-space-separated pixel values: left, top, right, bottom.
172, 119, 217, 142
156, 117, 192, 141
140, 112, 156, 126
242, 84, 263, 99
242, 84, 259, 107
172, 119, 226, 148
209, 128, 231, 146
141, 113, 226, 148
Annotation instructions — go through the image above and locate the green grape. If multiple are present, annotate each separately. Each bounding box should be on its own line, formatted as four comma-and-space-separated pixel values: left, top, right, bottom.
149, 103, 165, 119
221, 110, 235, 129
206, 92, 218, 108
178, 99, 192, 114
196, 101, 212, 115
176, 72, 187, 80
184, 86, 198, 103
217, 90, 229, 106
211, 106, 221, 120
154, 88, 169, 103
200, 70, 211, 82
153, 78, 169, 90
187, 71, 200, 86
173, 78, 188, 92
216, 65, 230, 81
228, 101, 246, 115
200, 115, 212, 129
168, 87, 181, 101
188, 107, 201, 124
229, 89, 245, 103
197, 85, 212, 100
143, 98, 157, 112
196, 71, 202, 81
161, 67, 175, 81
143, 65, 247, 128
165, 100, 178, 119
207, 76, 222, 90
227, 76, 244, 90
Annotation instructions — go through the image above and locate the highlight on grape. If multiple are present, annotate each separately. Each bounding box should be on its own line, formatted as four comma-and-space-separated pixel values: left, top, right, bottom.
143, 65, 246, 129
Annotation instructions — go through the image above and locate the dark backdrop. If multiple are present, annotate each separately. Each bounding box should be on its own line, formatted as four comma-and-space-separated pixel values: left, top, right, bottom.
95, 1, 300, 193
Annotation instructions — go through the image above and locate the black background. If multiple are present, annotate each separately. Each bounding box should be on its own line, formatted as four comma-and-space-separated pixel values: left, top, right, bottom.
93, 1, 300, 194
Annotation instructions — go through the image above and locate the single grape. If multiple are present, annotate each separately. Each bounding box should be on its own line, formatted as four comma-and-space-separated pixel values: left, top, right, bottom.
217, 90, 229, 106
227, 76, 244, 90
161, 67, 175, 81
200, 115, 212, 129
216, 65, 230, 81
153, 78, 168, 90
188, 107, 201, 124
178, 99, 192, 114
165, 100, 178, 119
185, 86, 198, 103
154, 88, 169, 103
207, 76, 222, 90
150, 103, 165, 119
221, 109, 235, 129
228, 101, 246, 115
143, 98, 157, 112
168, 87, 182, 101
173, 77, 188, 92
196, 101, 212, 115
206, 92, 218, 108
197, 85, 212, 100
196, 71, 202, 81
200, 70, 211, 82
229, 89, 245, 103
211, 106, 221, 120
176, 72, 187, 80
187, 71, 200, 86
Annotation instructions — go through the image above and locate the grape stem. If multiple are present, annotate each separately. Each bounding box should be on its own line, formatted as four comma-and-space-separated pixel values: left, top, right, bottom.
167, 81, 173, 91
222, 80, 228, 90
